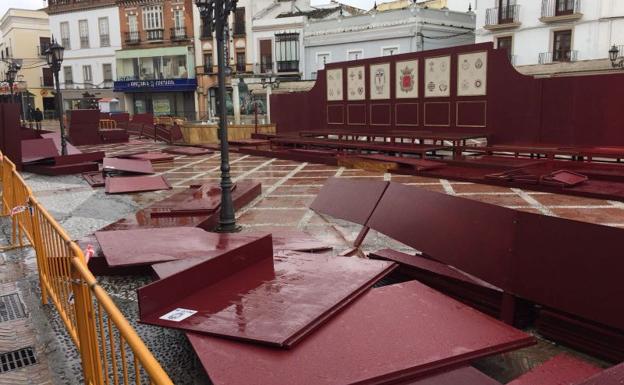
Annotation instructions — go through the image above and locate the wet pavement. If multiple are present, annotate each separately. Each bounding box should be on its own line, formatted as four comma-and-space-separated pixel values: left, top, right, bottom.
1, 137, 620, 384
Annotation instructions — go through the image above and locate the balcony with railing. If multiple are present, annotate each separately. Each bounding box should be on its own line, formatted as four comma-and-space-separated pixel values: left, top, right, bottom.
37, 45, 50, 57
276, 60, 299, 73
61, 38, 71, 49
259, 62, 273, 74
146, 29, 164, 42
539, 50, 578, 64
541, 0, 582, 22
204, 65, 214, 74
485, 5, 521, 30
40, 76, 54, 88
100, 34, 110, 47
125, 31, 140, 45
170, 27, 188, 41
80, 36, 89, 48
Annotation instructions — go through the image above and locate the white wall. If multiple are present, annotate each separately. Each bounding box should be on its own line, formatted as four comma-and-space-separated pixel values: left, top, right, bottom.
49, 6, 121, 88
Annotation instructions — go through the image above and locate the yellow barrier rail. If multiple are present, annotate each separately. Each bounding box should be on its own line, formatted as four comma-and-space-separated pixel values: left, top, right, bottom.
0, 153, 174, 385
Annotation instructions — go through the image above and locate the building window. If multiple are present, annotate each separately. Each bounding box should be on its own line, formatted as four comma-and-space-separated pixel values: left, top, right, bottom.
171, 9, 186, 39
553, 29, 572, 61
259, 39, 272, 73
347, 50, 363, 61
497, 36, 513, 62
79, 20, 89, 48
42, 67, 54, 87
126, 15, 140, 44
233, 8, 245, 36
38, 37, 51, 57
555, 0, 575, 16
143, 5, 164, 40
204, 52, 213, 73
316, 53, 330, 70
275, 33, 299, 72
236, 51, 245, 72
60, 22, 71, 49
98, 17, 110, 47
103, 63, 113, 82
382, 46, 399, 56
83, 65, 92, 85
63, 66, 73, 86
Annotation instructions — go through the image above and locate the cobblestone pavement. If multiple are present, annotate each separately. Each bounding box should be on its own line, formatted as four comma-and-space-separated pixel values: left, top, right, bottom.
2, 137, 620, 384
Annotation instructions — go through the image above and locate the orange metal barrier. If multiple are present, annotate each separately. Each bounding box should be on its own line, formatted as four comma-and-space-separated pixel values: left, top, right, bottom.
0, 153, 173, 385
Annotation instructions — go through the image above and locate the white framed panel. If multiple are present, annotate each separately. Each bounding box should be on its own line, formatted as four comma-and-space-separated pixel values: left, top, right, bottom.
326, 68, 343, 101
457, 51, 487, 96
424, 56, 451, 98
347, 66, 365, 101
370, 63, 390, 100
395, 59, 418, 99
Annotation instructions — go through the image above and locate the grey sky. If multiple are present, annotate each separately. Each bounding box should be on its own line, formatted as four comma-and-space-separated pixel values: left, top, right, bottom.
0, 0, 46, 16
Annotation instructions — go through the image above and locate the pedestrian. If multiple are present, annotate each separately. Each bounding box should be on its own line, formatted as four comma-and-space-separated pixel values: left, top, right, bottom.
33, 107, 43, 131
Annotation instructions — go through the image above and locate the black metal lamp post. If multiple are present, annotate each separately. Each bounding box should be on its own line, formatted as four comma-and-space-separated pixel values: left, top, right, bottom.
5, 64, 18, 102
196, 0, 241, 233
260, 71, 279, 124
609, 45, 623, 69
45, 38, 67, 156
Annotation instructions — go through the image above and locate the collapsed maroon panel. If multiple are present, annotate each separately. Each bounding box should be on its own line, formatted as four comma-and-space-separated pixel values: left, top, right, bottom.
506, 354, 600, 385
128, 152, 175, 163
512, 211, 624, 331
577, 363, 624, 385
408, 367, 501, 385
367, 182, 516, 289
187, 280, 533, 385
96, 227, 330, 267
310, 177, 389, 225
148, 183, 225, 216
163, 146, 214, 156
139, 236, 396, 348
41, 132, 82, 155
103, 157, 154, 174
21, 138, 58, 163
104, 175, 170, 194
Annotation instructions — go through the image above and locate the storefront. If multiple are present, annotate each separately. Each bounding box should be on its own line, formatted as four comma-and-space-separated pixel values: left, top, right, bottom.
114, 46, 197, 120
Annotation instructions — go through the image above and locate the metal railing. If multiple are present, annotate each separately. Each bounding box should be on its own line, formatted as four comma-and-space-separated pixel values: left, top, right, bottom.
37, 45, 50, 57
170, 27, 187, 41
277, 60, 299, 73
539, 50, 578, 64
62, 38, 71, 50
80, 36, 90, 48
541, 0, 581, 18
0, 153, 173, 385
100, 34, 110, 47
485, 5, 520, 26
146, 29, 164, 41
40, 76, 54, 88
125, 31, 140, 44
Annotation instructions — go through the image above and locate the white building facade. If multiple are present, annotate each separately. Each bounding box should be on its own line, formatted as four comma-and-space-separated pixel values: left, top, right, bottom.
474, 0, 624, 75
47, 0, 124, 111
303, 6, 475, 80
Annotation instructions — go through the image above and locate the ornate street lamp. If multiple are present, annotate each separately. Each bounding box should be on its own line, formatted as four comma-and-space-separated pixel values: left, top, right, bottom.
609, 45, 623, 69
45, 37, 68, 156
5, 62, 19, 102
196, 0, 241, 233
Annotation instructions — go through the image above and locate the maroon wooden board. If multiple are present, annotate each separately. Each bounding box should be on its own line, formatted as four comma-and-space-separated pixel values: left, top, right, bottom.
546, 170, 588, 186
41, 132, 82, 155
102, 157, 154, 175
82, 171, 105, 187
576, 362, 624, 385
187, 280, 533, 385
104, 175, 171, 194
507, 354, 600, 385
95, 227, 330, 268
148, 183, 226, 216
406, 367, 501, 385
21, 138, 59, 163
68, 109, 102, 145
367, 182, 516, 289
139, 235, 396, 348
127, 152, 175, 163
163, 146, 214, 156
310, 177, 389, 225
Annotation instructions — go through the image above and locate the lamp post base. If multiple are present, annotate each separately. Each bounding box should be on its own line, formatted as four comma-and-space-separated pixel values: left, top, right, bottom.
214, 223, 242, 233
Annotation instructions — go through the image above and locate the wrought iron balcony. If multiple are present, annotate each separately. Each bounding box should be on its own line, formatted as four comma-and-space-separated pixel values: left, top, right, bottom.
61, 38, 71, 50
236, 62, 246, 73
80, 36, 89, 49
170, 27, 188, 41
204, 65, 214, 74
485, 5, 520, 29
541, 0, 582, 21
40, 76, 54, 88
233, 22, 245, 37
125, 31, 140, 45
259, 62, 273, 74
276, 60, 299, 73
100, 34, 110, 47
146, 29, 164, 41
539, 50, 578, 64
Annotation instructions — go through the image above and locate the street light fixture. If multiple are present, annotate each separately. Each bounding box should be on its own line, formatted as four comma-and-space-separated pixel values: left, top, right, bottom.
261, 69, 279, 125
609, 45, 623, 68
196, 0, 241, 233
5, 64, 18, 102
45, 37, 68, 156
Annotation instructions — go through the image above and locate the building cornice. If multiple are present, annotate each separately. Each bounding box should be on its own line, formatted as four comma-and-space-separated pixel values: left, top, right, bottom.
46, 0, 116, 15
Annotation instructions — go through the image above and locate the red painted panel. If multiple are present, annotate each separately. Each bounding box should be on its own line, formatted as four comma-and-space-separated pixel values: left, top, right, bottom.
127, 152, 175, 162
327, 104, 344, 124
367, 182, 516, 289
507, 354, 600, 385
187, 280, 533, 385
395, 102, 419, 126
370, 103, 391, 126
104, 175, 170, 194
577, 363, 624, 385
41, 132, 82, 155
310, 177, 389, 225
456, 101, 486, 128
139, 236, 396, 348
163, 146, 214, 156
68, 109, 102, 145
424, 102, 451, 127
1, 103, 23, 169
347, 104, 366, 125
407, 367, 501, 385
21, 138, 58, 163
103, 157, 155, 175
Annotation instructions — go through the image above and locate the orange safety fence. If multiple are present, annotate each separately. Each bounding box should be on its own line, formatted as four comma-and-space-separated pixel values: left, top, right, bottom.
0, 152, 174, 385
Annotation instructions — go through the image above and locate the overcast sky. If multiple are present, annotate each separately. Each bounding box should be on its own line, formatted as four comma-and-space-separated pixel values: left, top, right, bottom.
1, 0, 473, 19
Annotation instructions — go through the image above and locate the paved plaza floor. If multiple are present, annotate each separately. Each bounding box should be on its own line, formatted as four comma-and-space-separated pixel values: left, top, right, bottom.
1, 137, 619, 384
